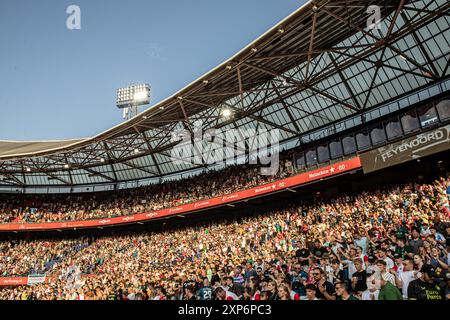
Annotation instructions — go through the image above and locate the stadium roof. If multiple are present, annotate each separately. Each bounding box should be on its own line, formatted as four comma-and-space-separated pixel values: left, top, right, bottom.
0, 0, 449, 188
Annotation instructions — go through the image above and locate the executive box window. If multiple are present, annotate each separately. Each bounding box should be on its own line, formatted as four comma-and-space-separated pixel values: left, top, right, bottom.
385, 118, 403, 140
370, 124, 386, 146
436, 99, 450, 121
356, 130, 371, 151
317, 144, 330, 163
306, 149, 318, 166
417, 103, 438, 128
401, 110, 420, 133
329, 140, 343, 159
342, 135, 356, 155
295, 153, 306, 170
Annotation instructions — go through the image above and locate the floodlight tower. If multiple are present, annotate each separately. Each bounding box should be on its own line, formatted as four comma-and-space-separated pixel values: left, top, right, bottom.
116, 84, 151, 120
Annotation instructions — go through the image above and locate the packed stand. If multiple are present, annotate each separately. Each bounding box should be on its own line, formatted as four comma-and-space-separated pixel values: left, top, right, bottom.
0, 161, 293, 224
0, 173, 449, 300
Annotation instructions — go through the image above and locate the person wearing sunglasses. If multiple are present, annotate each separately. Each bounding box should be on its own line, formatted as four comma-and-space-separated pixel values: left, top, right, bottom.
311, 267, 336, 300
335, 281, 359, 300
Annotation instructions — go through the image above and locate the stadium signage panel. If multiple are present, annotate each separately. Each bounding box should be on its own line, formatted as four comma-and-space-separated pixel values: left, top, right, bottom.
0, 277, 28, 286
0, 275, 94, 287
0, 157, 361, 232
360, 124, 450, 174
27, 274, 47, 285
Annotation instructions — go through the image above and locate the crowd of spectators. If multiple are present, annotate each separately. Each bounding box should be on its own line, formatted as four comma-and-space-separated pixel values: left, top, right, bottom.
0, 161, 293, 224
0, 172, 449, 300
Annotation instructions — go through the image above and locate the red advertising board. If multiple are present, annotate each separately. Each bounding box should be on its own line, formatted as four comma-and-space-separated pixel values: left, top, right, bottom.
0, 277, 28, 286
0, 275, 94, 287
0, 157, 361, 232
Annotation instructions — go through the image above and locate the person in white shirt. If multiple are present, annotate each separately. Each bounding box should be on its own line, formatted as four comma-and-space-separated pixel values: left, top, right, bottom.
355, 246, 368, 269
362, 272, 382, 300
361, 287, 380, 300
330, 240, 343, 256
354, 235, 368, 256
395, 258, 416, 299
376, 260, 395, 286
376, 248, 394, 270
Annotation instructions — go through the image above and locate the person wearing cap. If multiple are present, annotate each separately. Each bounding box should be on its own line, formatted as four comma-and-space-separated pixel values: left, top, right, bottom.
393, 253, 404, 272
407, 264, 445, 300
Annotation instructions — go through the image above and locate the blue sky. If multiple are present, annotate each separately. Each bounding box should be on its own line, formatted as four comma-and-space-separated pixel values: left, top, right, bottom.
0, 0, 305, 141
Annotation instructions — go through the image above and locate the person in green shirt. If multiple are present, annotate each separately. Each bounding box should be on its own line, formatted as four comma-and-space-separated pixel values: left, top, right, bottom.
379, 279, 403, 300
335, 281, 359, 300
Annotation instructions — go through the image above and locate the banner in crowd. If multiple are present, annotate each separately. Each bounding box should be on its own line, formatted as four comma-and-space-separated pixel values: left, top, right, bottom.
27, 274, 47, 285
0, 157, 362, 232
0, 276, 51, 287
0, 275, 95, 287
360, 124, 450, 174
0, 277, 28, 286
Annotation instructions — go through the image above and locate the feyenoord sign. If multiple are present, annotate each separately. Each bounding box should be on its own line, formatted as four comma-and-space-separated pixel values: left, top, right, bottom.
360, 124, 450, 174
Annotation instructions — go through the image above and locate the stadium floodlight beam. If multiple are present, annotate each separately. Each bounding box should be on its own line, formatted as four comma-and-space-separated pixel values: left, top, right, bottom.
221, 108, 233, 119
116, 84, 151, 120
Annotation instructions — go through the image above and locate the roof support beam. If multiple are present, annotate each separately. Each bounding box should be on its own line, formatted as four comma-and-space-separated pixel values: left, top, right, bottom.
333, 50, 435, 80
328, 53, 362, 110
271, 82, 302, 133
363, 0, 406, 110
122, 161, 159, 177
83, 168, 117, 182
188, 86, 281, 99
243, 61, 358, 113
319, 5, 437, 80
64, 154, 74, 186
103, 142, 119, 182
400, 11, 440, 78
196, 96, 300, 136
282, 95, 335, 124
237, 66, 245, 110
443, 57, 450, 78
1, 173, 25, 187
238, 109, 299, 136
43, 171, 71, 185
305, 11, 317, 81
139, 130, 163, 176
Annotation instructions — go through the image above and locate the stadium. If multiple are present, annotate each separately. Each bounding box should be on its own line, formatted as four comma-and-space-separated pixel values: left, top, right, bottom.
0, 0, 449, 304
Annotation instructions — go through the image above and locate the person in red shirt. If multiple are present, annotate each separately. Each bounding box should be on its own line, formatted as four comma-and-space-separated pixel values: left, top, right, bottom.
214, 287, 239, 300
245, 278, 261, 300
